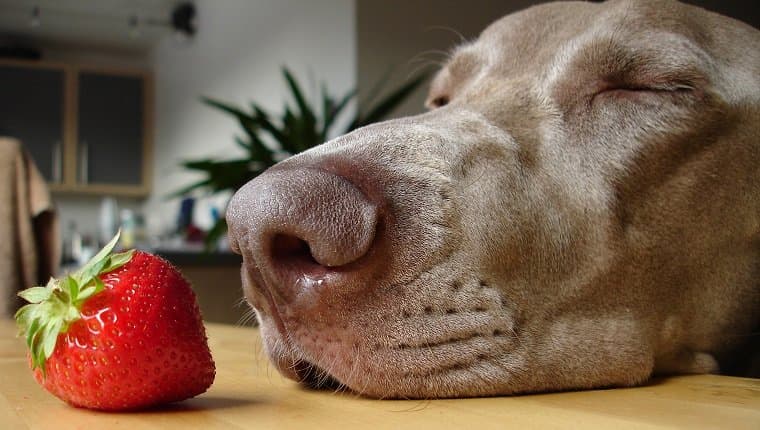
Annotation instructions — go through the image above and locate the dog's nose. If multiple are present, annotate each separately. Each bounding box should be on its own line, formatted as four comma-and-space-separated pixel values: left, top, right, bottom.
227, 166, 379, 300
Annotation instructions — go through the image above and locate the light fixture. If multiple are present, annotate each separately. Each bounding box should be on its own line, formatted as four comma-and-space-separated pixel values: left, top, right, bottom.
139, 2, 197, 42
19, 2, 197, 41
171, 3, 196, 39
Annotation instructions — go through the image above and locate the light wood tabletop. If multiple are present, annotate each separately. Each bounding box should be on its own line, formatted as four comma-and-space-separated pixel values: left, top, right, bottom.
1, 319, 758, 429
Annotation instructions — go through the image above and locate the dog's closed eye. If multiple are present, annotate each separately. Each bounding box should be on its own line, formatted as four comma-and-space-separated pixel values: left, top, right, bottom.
592, 80, 697, 103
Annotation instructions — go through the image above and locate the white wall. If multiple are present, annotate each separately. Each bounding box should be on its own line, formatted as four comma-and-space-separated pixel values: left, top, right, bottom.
145, 0, 356, 233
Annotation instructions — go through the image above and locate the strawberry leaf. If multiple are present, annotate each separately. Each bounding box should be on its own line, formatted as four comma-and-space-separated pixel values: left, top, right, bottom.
18, 287, 52, 304
78, 285, 97, 301
41, 319, 62, 361
107, 249, 136, 273
63, 276, 78, 302
93, 277, 105, 293
26, 318, 40, 350
75, 231, 121, 285
14, 304, 33, 334
77, 256, 109, 288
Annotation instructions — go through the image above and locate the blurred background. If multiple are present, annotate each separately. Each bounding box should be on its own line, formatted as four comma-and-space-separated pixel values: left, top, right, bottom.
0, 0, 757, 324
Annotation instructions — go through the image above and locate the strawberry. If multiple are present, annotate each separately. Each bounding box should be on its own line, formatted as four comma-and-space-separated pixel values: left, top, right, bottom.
15, 233, 215, 411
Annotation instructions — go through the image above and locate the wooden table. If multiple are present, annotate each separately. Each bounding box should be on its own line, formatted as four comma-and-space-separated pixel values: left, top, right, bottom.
1, 320, 758, 429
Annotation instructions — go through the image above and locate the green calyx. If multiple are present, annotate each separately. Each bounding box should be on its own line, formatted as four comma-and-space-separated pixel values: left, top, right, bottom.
15, 231, 135, 374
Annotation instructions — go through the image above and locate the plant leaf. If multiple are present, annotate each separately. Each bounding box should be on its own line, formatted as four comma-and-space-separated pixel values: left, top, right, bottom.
322, 86, 356, 140
201, 97, 255, 123
350, 72, 430, 130
282, 67, 316, 124
166, 179, 214, 199
251, 105, 289, 148
234, 135, 252, 151
359, 67, 396, 111
203, 218, 228, 252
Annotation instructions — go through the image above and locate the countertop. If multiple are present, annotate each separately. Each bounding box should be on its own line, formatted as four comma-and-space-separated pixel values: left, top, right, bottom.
152, 249, 242, 266
1, 320, 758, 429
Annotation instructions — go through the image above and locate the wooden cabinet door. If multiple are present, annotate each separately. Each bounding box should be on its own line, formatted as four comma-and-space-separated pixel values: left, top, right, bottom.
77, 71, 144, 186
0, 64, 64, 182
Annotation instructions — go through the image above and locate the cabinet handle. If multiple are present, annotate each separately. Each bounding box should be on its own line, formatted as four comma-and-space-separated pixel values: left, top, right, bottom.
79, 141, 88, 184
52, 141, 62, 183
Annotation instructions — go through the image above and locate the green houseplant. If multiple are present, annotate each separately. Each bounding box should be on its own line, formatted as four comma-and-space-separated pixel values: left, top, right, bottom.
176, 67, 428, 246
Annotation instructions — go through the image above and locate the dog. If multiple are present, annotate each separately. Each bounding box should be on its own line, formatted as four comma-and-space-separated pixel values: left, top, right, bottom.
226, 0, 760, 398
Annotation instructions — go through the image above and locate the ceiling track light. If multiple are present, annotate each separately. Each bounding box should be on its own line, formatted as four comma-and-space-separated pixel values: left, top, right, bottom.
136, 2, 197, 41
19, 2, 196, 41
171, 3, 197, 38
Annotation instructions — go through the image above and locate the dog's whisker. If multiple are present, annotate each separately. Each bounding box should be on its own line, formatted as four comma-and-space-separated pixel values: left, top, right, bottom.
322, 354, 341, 390
407, 60, 444, 80
407, 51, 446, 64
233, 295, 248, 308
236, 307, 259, 327
340, 344, 364, 398
406, 50, 449, 73
408, 48, 451, 63
406, 53, 447, 67
423, 25, 469, 45
406, 55, 443, 65
406, 58, 445, 74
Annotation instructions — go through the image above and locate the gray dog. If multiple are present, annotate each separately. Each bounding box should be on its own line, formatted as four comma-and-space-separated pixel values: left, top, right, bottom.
227, 0, 760, 398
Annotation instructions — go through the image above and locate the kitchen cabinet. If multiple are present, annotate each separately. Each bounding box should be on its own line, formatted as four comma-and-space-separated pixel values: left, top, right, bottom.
0, 59, 153, 197
0, 63, 64, 183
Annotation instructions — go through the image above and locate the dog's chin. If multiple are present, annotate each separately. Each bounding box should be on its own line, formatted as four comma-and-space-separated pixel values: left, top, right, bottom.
260, 332, 345, 391
263, 336, 387, 397
291, 359, 344, 391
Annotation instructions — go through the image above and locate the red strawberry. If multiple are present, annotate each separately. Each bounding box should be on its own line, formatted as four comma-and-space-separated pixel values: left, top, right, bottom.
15, 233, 215, 411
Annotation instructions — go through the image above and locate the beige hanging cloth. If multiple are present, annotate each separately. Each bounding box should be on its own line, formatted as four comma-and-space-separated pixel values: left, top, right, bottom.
0, 137, 59, 318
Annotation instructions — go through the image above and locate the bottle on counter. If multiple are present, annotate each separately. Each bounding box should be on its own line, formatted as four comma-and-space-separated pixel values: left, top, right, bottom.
99, 197, 119, 247
120, 209, 136, 248
62, 221, 82, 265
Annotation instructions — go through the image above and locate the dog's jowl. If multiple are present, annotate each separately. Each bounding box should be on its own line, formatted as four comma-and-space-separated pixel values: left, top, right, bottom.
227, 0, 760, 398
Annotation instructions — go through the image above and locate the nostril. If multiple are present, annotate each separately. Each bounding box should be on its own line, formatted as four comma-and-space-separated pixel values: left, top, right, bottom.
271, 234, 331, 280
272, 234, 312, 261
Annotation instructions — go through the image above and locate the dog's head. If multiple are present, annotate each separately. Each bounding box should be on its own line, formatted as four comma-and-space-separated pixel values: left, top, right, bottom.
227, 0, 760, 398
